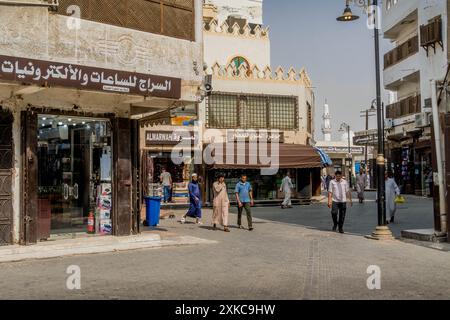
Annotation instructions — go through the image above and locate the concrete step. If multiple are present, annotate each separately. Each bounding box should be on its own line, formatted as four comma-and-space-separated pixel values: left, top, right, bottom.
401, 229, 448, 243
0, 234, 216, 263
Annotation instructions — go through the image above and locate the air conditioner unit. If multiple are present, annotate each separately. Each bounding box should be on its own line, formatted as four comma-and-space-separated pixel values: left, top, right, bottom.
384, 118, 394, 130
415, 113, 431, 128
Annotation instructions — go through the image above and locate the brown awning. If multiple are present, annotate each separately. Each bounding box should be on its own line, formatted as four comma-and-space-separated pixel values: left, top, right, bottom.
207, 143, 322, 169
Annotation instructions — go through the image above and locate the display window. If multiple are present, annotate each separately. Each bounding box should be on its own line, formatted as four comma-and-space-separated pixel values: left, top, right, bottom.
208, 169, 296, 202
37, 115, 113, 239
144, 151, 194, 204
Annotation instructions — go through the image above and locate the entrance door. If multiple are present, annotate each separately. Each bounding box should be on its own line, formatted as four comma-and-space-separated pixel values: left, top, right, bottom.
0, 109, 13, 245
37, 116, 112, 239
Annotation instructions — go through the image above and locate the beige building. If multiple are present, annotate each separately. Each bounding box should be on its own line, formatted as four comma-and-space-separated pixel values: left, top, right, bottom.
199, 0, 321, 204
0, 0, 203, 245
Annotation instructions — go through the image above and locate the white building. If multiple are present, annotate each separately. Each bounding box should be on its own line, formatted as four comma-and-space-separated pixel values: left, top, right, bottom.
382, 0, 449, 195
200, 0, 322, 203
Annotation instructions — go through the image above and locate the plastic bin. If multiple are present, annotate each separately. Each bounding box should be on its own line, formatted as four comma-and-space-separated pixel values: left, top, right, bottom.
144, 196, 162, 227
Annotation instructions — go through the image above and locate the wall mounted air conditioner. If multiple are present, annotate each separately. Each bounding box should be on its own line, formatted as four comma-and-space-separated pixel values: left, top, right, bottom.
385, 119, 394, 130
415, 113, 431, 128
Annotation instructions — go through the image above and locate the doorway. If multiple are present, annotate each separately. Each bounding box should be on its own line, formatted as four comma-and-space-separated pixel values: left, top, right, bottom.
37, 115, 113, 240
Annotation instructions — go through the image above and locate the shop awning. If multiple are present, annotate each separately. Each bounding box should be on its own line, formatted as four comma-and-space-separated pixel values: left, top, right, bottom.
208, 143, 322, 169
314, 147, 333, 167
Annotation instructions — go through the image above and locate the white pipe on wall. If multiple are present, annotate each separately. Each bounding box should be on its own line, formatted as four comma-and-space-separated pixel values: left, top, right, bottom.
430, 79, 447, 234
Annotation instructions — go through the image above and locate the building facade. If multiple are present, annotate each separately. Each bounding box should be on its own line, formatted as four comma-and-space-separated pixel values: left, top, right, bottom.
200, 0, 322, 204
382, 0, 448, 196
0, 0, 203, 245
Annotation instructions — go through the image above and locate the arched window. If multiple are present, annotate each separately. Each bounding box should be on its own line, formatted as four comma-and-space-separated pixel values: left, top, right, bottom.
230, 56, 250, 76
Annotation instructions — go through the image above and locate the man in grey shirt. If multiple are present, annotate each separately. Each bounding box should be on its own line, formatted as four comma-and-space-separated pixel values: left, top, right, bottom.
160, 168, 172, 203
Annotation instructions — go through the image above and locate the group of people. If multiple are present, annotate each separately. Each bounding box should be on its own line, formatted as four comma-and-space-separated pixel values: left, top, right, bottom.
180, 173, 255, 232
326, 169, 402, 233
162, 167, 403, 235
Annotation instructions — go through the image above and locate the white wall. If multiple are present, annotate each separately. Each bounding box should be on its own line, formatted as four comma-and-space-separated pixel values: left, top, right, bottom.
204, 32, 270, 69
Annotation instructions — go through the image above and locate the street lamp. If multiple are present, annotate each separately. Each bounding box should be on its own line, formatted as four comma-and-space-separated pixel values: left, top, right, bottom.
339, 122, 353, 189
337, 0, 393, 240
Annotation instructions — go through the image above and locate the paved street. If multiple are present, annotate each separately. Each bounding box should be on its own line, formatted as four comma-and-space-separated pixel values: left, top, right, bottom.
1, 193, 449, 300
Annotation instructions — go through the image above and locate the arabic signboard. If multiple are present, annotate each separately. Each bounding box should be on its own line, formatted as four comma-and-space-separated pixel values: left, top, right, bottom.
145, 130, 196, 146
353, 129, 386, 146
318, 146, 364, 155
226, 130, 285, 143
0, 55, 181, 99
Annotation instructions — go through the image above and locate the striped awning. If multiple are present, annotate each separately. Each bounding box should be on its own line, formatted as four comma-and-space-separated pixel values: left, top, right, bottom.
314, 147, 333, 167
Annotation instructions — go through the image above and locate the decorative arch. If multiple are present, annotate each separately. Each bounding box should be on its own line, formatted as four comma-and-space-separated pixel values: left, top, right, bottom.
229, 56, 251, 77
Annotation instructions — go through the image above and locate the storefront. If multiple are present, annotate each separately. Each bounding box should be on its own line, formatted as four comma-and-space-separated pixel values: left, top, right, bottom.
140, 124, 200, 206
36, 115, 113, 239
204, 142, 323, 205
0, 54, 185, 245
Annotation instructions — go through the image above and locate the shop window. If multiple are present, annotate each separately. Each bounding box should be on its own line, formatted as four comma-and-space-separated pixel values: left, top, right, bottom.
37, 116, 113, 239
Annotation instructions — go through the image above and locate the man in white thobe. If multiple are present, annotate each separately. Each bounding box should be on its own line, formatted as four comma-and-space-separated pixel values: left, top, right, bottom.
280, 173, 294, 209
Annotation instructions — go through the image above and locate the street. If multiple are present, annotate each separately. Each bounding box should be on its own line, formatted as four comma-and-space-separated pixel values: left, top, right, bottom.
0, 193, 449, 300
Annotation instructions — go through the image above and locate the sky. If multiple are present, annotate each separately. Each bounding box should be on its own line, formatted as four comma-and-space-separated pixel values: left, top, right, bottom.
263, 0, 392, 141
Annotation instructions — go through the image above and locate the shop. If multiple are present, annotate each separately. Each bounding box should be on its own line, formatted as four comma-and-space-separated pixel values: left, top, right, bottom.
140, 125, 200, 206
36, 115, 113, 239
205, 142, 323, 205
20, 109, 141, 243
0, 54, 185, 245
388, 140, 432, 196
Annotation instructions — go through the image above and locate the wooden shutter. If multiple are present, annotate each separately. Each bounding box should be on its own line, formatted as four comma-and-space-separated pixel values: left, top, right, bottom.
113, 118, 133, 236
21, 111, 38, 245
0, 109, 13, 245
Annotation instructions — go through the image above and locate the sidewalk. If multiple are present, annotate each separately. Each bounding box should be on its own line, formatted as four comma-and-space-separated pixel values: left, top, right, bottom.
0, 232, 216, 264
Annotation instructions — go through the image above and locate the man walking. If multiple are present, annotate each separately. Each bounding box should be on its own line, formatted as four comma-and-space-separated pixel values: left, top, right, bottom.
160, 168, 172, 204
328, 171, 352, 234
280, 172, 294, 209
235, 175, 254, 231
181, 173, 203, 225
356, 168, 367, 204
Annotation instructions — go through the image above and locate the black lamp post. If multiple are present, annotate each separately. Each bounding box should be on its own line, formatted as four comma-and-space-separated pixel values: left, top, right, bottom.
337, 0, 393, 240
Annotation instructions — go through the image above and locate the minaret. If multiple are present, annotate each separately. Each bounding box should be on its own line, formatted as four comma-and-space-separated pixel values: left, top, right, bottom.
322, 101, 332, 142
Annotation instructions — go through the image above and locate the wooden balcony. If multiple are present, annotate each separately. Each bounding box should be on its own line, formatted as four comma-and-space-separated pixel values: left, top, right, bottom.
420, 16, 443, 56
384, 36, 419, 70
386, 95, 421, 119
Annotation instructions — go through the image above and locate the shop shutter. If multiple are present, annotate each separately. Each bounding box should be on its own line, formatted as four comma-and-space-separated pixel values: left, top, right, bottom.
21, 111, 38, 244
0, 109, 13, 245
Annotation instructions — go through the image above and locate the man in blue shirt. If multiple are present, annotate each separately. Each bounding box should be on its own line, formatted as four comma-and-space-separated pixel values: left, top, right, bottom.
235, 175, 254, 231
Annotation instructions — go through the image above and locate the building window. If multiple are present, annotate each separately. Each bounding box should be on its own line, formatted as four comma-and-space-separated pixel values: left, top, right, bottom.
55, 0, 196, 41
206, 93, 298, 130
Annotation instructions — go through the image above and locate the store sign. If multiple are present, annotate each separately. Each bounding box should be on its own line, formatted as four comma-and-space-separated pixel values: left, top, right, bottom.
145, 130, 196, 146
0, 55, 181, 99
226, 130, 285, 143
319, 146, 364, 155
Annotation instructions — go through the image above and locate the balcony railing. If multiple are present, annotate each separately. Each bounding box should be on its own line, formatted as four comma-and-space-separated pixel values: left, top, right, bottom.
386, 94, 421, 119
384, 36, 419, 70
420, 16, 443, 56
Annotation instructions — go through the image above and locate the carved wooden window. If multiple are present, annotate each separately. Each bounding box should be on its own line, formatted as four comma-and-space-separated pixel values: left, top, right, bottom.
206, 93, 298, 131
55, 0, 195, 41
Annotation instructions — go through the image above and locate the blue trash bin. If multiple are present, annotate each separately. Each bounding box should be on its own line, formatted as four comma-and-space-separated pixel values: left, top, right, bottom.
144, 196, 162, 227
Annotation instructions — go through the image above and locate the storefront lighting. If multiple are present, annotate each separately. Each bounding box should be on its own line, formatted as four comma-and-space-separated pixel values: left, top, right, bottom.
58, 122, 63, 126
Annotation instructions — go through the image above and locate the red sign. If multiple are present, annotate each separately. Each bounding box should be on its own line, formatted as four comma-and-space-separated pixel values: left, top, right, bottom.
0, 55, 181, 99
